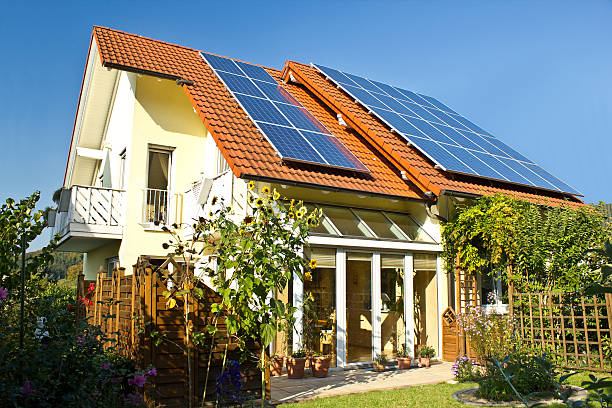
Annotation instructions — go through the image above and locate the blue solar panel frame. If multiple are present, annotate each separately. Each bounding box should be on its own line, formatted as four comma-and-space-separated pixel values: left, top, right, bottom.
200, 53, 369, 173
314, 64, 580, 195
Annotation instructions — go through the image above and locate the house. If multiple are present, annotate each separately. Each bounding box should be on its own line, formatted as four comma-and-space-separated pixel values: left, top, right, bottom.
51, 26, 582, 367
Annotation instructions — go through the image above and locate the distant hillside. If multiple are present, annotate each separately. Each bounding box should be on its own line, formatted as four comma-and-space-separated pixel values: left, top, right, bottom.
27, 250, 83, 281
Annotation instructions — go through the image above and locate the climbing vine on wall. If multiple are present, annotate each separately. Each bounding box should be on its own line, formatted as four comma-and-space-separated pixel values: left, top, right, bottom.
441, 194, 611, 293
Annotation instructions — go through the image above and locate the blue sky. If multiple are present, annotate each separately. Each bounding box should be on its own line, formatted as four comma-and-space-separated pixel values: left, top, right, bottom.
1, 1, 610, 250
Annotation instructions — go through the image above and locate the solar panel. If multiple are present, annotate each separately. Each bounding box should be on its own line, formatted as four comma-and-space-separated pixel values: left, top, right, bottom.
200, 53, 368, 173
314, 64, 579, 195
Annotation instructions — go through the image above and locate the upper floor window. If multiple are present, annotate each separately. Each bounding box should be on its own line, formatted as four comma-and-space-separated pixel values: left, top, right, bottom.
144, 146, 173, 224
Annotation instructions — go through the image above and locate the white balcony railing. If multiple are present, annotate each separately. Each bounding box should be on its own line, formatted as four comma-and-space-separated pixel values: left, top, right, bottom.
142, 188, 182, 226
53, 185, 126, 239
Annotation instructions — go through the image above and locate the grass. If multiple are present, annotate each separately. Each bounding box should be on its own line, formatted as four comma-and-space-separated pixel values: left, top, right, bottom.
279, 371, 611, 408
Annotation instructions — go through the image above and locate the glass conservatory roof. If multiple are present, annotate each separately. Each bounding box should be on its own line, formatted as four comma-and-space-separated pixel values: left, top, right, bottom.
306, 203, 436, 243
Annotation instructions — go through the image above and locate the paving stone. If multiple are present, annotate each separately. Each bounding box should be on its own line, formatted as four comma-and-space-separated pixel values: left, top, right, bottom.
270, 361, 453, 404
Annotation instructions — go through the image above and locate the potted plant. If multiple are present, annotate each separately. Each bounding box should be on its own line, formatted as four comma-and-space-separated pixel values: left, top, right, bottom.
417, 345, 435, 368
311, 352, 332, 378
270, 353, 285, 376
286, 349, 308, 379
396, 344, 413, 370
373, 354, 387, 372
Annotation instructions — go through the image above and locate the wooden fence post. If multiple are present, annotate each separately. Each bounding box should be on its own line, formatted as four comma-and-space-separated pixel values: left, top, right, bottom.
131, 265, 137, 356
143, 266, 153, 370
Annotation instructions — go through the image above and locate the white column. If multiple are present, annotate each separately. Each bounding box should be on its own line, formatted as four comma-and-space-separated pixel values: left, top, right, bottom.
292, 270, 303, 352
436, 254, 444, 359
404, 253, 415, 358
372, 252, 381, 359
336, 249, 347, 367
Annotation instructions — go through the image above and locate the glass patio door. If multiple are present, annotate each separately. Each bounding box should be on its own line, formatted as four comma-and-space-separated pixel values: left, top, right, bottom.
346, 252, 372, 363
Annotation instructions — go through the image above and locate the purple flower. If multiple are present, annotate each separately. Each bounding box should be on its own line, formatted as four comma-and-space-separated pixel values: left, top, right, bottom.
128, 375, 146, 388
102, 363, 111, 370
0, 287, 7, 301
22, 379, 34, 395
145, 367, 157, 377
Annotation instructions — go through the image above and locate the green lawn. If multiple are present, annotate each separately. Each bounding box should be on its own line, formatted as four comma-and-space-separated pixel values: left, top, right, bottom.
279, 372, 611, 408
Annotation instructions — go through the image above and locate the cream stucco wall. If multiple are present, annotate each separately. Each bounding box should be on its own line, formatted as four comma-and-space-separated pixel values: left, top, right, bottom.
83, 241, 121, 277
115, 75, 210, 272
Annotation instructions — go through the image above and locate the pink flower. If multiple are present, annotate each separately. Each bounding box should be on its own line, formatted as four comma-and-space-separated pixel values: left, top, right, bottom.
145, 367, 157, 377
102, 363, 110, 370
0, 287, 7, 301
128, 375, 146, 388
88, 283, 96, 294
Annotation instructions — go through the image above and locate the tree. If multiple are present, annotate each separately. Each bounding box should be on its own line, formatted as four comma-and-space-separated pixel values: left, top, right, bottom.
442, 194, 611, 293
0, 192, 56, 290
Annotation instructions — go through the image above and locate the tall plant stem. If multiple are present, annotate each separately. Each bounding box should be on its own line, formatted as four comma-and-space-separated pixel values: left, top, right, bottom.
200, 313, 219, 407
216, 332, 230, 407
185, 294, 193, 408
260, 346, 266, 408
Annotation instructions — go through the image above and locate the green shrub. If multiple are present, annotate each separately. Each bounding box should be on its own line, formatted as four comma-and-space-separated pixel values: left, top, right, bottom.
451, 356, 479, 382
417, 346, 436, 359
477, 351, 556, 401
0, 279, 154, 408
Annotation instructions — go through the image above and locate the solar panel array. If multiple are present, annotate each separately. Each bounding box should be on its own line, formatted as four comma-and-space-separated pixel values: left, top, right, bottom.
200, 53, 368, 173
314, 64, 579, 195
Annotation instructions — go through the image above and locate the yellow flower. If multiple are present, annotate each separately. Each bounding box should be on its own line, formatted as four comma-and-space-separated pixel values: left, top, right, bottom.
244, 215, 254, 225
248, 180, 255, 191
288, 212, 295, 219
299, 206, 307, 215
296, 209, 305, 219
255, 198, 264, 207
262, 186, 270, 194
273, 190, 280, 200
309, 259, 317, 269
304, 271, 312, 281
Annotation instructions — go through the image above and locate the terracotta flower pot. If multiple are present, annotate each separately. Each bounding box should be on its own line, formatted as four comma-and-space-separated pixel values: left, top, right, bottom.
397, 357, 412, 370
419, 357, 431, 368
287, 357, 307, 379
373, 362, 386, 372
312, 356, 331, 378
270, 356, 285, 376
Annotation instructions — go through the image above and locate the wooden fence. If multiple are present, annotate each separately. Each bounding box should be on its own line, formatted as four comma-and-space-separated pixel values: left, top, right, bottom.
76, 256, 267, 407
510, 292, 612, 372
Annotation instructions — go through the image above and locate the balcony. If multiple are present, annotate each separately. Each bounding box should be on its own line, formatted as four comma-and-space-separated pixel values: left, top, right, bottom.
142, 188, 183, 227
52, 185, 125, 252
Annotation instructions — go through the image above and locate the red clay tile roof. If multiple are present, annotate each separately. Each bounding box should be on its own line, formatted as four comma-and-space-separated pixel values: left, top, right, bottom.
91, 26, 580, 206
93, 26, 421, 200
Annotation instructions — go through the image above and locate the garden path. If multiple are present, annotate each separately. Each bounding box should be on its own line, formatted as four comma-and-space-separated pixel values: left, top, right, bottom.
271, 361, 453, 405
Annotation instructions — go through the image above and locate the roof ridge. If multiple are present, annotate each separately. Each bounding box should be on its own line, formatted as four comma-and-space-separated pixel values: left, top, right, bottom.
92, 25, 279, 71
93, 25, 201, 53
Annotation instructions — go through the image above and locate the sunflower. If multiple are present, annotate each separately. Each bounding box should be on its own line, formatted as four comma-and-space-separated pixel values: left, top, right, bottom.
244, 215, 254, 225
248, 180, 255, 191
304, 271, 312, 281
288, 212, 295, 219
262, 186, 270, 194
273, 190, 280, 200
255, 197, 265, 207
309, 259, 317, 269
